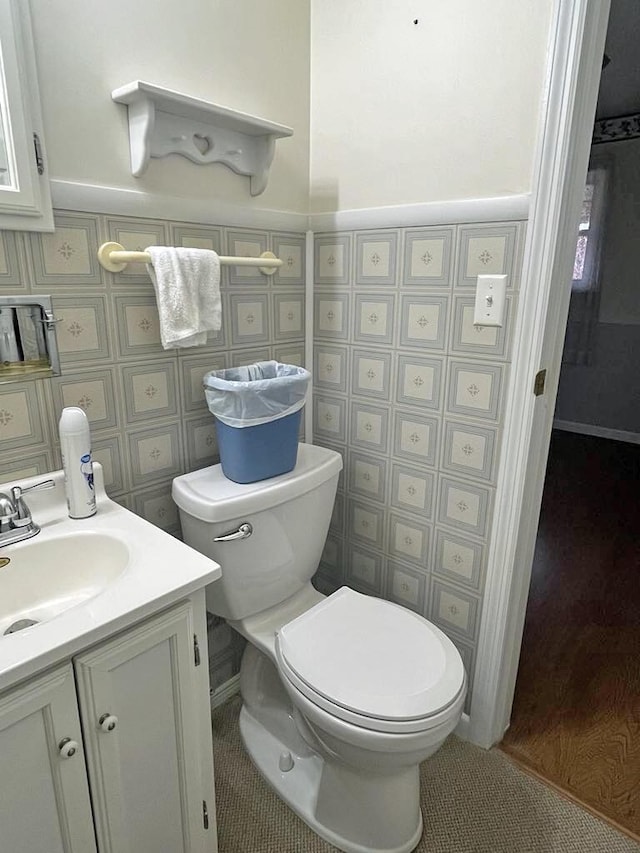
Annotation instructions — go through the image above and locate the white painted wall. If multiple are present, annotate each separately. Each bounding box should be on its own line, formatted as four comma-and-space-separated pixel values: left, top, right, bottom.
555, 136, 640, 433
29, 0, 310, 213
596, 0, 640, 119
556, 324, 640, 432
596, 139, 640, 325
310, 0, 554, 212
28, 0, 557, 216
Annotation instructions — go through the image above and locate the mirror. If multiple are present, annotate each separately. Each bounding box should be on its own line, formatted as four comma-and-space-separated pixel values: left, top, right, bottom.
0, 0, 53, 231
0, 296, 61, 382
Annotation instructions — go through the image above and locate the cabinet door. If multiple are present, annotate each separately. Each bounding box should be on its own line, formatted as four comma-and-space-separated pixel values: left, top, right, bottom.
74, 601, 214, 853
0, 663, 97, 853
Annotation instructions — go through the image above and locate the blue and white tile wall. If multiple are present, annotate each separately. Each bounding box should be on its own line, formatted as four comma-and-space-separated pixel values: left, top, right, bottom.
313, 222, 525, 712
0, 210, 306, 692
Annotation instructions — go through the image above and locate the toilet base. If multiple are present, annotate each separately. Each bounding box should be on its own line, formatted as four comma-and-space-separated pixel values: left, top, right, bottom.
239, 703, 424, 853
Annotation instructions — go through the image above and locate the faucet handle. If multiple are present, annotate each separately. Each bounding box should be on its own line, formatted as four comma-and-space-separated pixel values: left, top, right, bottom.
10, 479, 55, 527
11, 478, 55, 502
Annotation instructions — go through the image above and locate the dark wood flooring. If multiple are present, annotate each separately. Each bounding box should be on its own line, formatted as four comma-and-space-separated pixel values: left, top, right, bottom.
500, 430, 640, 840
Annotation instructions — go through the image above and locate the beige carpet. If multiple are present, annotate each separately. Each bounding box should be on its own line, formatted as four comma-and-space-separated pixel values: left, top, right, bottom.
211, 696, 639, 853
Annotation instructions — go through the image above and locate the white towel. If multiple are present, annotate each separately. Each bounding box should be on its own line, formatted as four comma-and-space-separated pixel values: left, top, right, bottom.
145, 247, 221, 349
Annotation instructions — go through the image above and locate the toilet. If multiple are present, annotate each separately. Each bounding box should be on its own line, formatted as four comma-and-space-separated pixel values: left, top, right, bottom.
172, 443, 466, 853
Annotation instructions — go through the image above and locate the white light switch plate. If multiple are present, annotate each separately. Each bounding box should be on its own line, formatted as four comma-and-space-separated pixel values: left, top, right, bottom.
473, 274, 507, 326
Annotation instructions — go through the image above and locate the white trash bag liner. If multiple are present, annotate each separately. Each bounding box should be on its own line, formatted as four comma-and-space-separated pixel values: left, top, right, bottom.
204, 361, 311, 428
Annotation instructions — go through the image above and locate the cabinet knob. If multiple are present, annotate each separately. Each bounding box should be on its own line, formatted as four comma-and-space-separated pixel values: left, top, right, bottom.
58, 737, 79, 758
98, 713, 118, 732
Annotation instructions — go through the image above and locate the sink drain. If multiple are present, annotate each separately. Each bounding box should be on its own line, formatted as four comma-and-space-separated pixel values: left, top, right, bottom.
3, 618, 39, 635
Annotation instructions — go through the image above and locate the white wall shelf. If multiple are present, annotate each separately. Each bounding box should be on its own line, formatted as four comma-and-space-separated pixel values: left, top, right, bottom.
111, 80, 293, 196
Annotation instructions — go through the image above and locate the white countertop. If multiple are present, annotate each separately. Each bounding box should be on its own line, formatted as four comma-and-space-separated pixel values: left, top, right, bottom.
0, 465, 221, 693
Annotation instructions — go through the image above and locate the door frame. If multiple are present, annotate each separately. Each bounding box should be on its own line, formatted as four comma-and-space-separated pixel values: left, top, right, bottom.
468, 0, 612, 748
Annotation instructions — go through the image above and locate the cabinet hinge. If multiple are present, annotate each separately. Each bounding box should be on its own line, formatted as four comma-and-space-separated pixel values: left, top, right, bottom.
202, 799, 209, 830
193, 634, 201, 666
33, 133, 45, 175
533, 368, 546, 397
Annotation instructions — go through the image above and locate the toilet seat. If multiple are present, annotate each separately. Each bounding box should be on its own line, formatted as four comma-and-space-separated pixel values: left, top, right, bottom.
275, 587, 466, 734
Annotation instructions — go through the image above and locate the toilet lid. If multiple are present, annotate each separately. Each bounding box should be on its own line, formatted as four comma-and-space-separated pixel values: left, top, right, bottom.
276, 587, 465, 725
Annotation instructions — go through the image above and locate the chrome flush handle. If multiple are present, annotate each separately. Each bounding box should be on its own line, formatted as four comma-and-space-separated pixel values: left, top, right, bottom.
212, 522, 253, 542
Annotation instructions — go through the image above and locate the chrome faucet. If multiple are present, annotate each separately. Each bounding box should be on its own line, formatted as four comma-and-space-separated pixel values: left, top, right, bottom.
0, 479, 55, 546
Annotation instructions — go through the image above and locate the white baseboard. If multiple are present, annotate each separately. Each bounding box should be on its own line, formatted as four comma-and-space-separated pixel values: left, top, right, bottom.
210, 674, 241, 710
553, 419, 640, 445
454, 712, 471, 742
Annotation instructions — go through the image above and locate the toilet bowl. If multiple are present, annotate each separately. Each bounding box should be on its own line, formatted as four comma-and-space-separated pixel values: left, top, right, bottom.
173, 443, 466, 853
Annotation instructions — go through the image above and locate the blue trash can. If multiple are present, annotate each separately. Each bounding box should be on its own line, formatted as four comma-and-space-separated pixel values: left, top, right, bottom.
203, 361, 310, 484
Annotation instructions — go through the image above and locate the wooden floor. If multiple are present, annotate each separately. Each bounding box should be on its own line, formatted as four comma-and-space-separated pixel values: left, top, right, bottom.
500, 430, 640, 841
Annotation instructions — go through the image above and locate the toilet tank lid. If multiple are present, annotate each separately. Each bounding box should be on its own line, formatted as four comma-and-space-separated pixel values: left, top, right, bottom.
171, 443, 343, 523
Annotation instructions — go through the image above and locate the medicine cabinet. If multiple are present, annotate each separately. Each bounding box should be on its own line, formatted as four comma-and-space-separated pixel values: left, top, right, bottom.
0, 0, 53, 231
0, 296, 61, 382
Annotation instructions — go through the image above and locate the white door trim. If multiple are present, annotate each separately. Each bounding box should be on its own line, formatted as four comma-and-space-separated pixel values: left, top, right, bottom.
469, 0, 611, 748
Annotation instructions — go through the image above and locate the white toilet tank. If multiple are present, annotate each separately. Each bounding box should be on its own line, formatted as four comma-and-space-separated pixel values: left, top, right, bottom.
172, 443, 342, 620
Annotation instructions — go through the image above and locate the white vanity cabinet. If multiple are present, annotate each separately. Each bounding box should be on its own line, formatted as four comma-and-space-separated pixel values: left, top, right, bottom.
0, 663, 97, 853
75, 599, 216, 853
0, 595, 217, 853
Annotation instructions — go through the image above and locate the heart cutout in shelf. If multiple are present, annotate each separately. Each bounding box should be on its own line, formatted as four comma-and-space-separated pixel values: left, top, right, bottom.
193, 134, 213, 156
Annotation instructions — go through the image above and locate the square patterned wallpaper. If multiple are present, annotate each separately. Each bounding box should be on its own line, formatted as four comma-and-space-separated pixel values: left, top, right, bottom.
0, 210, 525, 712
0, 210, 306, 692
312, 221, 526, 712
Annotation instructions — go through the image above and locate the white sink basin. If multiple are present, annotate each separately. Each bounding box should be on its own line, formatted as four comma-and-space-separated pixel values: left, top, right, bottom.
0, 531, 129, 636
0, 464, 221, 693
